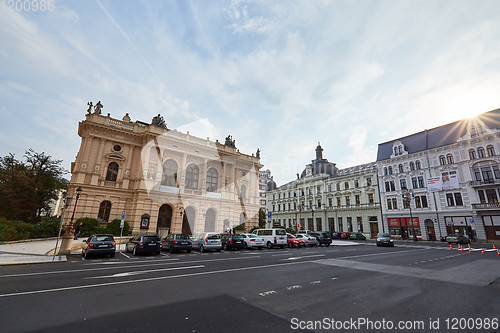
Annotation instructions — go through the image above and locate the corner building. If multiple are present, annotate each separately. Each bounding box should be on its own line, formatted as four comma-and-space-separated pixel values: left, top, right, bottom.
65, 112, 262, 236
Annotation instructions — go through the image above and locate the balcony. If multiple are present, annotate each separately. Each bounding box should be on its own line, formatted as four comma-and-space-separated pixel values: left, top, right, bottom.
469, 179, 500, 187
472, 202, 500, 210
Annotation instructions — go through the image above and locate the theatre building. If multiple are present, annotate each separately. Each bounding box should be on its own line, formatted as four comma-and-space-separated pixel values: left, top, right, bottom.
64, 109, 262, 236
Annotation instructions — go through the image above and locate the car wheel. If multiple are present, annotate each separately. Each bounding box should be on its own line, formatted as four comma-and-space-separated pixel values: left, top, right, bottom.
244, 243, 248, 249
132, 246, 138, 256
84, 251, 90, 260
376, 243, 380, 247
200, 245, 205, 253
110, 252, 116, 258
266, 242, 273, 249
326, 243, 330, 247
170, 246, 175, 254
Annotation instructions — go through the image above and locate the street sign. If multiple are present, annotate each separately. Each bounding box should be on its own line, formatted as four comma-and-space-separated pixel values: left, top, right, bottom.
121, 210, 126, 228
268, 212, 272, 218
470, 219, 474, 224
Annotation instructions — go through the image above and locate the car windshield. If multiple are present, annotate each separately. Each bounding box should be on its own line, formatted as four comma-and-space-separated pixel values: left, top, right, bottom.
377, 233, 390, 238
207, 234, 220, 239
232, 235, 243, 240
248, 234, 258, 237
144, 236, 160, 242
176, 234, 190, 240
287, 234, 294, 238
94, 235, 114, 242
276, 229, 286, 235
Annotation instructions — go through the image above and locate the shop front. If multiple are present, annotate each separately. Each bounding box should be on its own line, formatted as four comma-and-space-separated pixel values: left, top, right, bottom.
445, 216, 473, 238
387, 217, 421, 240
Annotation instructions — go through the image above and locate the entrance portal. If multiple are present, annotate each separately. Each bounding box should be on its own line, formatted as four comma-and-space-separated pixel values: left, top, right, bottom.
157, 205, 172, 238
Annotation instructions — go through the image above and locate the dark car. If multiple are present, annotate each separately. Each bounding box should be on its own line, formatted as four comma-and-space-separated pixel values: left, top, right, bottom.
376, 233, 394, 247
310, 232, 332, 247
331, 232, 341, 239
162, 233, 192, 253
221, 233, 245, 250
126, 234, 162, 255
82, 234, 116, 259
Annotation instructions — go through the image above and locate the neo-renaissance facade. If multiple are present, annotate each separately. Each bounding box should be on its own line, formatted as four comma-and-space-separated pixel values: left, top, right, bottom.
65, 109, 262, 236
377, 108, 500, 241
265, 144, 383, 239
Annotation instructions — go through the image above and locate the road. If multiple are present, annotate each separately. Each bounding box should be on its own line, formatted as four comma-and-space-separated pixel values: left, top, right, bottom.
0, 242, 499, 332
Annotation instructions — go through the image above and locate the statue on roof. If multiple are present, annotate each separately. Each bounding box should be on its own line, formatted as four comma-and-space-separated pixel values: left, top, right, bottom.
225, 135, 236, 148
94, 101, 103, 115
256, 148, 261, 158
86, 102, 93, 114
151, 114, 167, 128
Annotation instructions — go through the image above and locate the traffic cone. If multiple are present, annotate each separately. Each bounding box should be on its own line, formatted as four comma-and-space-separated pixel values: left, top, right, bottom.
497, 248, 500, 256
493, 244, 497, 250
449, 244, 453, 250
468, 244, 472, 253
481, 248, 485, 255
460, 245, 464, 252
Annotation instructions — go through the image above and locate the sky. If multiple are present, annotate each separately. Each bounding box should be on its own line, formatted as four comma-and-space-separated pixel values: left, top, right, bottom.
1, 0, 500, 186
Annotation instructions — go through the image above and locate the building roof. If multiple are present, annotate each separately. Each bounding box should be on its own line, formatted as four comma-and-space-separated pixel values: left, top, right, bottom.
376, 108, 500, 161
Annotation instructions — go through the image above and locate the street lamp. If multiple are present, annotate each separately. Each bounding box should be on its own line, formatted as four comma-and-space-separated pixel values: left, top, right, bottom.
402, 187, 417, 242
66, 187, 83, 236
311, 207, 315, 231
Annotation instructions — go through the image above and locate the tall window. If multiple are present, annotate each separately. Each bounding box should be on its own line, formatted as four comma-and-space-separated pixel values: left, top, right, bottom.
446, 154, 454, 164
409, 162, 415, 171
478, 147, 485, 158
398, 164, 403, 173
417, 176, 425, 188
355, 180, 359, 188
387, 198, 392, 210
344, 182, 349, 190
345, 196, 350, 206
469, 149, 476, 160
388, 166, 393, 175
400, 178, 407, 190
106, 162, 119, 181
337, 197, 341, 207
415, 160, 421, 169
439, 155, 446, 165
368, 193, 374, 204
185, 164, 199, 189
355, 195, 360, 205
161, 160, 178, 186
240, 185, 246, 199
366, 177, 372, 186
446, 193, 463, 206
384, 167, 388, 175
98, 201, 112, 222
392, 198, 398, 209
487, 145, 495, 156
412, 177, 418, 189
206, 168, 218, 192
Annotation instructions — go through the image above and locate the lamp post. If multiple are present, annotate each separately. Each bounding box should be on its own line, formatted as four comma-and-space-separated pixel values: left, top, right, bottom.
402, 188, 417, 242
53, 194, 72, 260
66, 187, 83, 236
311, 207, 315, 231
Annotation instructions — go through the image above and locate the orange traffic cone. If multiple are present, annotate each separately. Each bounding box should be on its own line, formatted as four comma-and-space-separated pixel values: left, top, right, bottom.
497, 248, 500, 256
468, 244, 472, 253
481, 248, 485, 254
493, 244, 497, 250
460, 245, 465, 252
449, 244, 453, 250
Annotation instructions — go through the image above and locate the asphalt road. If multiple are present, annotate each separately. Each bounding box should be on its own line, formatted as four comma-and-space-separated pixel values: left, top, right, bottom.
0, 242, 499, 333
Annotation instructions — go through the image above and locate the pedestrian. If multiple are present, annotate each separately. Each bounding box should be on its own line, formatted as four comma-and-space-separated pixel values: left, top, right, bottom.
468, 230, 473, 243
74, 222, 82, 240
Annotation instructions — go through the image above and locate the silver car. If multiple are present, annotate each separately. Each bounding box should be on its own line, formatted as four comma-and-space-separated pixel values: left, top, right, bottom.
295, 234, 319, 247
192, 232, 222, 252
241, 233, 265, 249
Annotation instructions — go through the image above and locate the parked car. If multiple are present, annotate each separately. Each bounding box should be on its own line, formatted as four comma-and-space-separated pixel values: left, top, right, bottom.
310, 231, 332, 247
376, 233, 394, 247
82, 234, 116, 259
126, 234, 162, 256
340, 232, 351, 239
446, 234, 469, 244
192, 232, 222, 252
254, 228, 287, 249
286, 233, 305, 248
241, 234, 265, 249
161, 233, 192, 253
221, 233, 245, 250
350, 232, 366, 240
294, 233, 319, 247
331, 232, 341, 239
297, 230, 313, 235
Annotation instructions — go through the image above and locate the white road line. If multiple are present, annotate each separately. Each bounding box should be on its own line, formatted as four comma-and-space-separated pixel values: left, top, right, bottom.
333, 248, 428, 260
85, 265, 204, 279
285, 255, 325, 260
0, 260, 319, 298
0, 255, 262, 278
120, 252, 131, 259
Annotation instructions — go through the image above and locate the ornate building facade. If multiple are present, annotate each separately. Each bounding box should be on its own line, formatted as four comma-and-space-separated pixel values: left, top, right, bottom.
265, 144, 383, 239
65, 110, 262, 236
377, 108, 500, 241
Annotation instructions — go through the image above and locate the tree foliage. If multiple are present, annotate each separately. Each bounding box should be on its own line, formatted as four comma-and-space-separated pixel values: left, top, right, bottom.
258, 207, 267, 228
0, 149, 67, 223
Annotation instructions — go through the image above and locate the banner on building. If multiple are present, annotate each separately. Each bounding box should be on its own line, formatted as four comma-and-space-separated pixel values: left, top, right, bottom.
427, 173, 459, 192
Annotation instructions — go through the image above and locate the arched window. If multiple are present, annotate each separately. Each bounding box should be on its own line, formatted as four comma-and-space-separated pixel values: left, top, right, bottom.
204, 208, 216, 232
439, 155, 446, 165
106, 162, 119, 181
398, 146, 402, 154
161, 160, 178, 186
239, 212, 246, 226
409, 162, 415, 171
398, 164, 403, 173
415, 160, 421, 170
469, 149, 476, 160
97, 201, 112, 222
394, 147, 398, 155
206, 168, 218, 192
477, 147, 485, 158
384, 167, 388, 175
388, 166, 393, 175
185, 164, 199, 189
487, 145, 495, 156
240, 185, 246, 199
446, 154, 454, 164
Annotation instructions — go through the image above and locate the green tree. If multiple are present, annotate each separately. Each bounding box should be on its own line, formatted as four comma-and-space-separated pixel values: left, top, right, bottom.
258, 208, 267, 228
0, 149, 67, 223
104, 219, 131, 236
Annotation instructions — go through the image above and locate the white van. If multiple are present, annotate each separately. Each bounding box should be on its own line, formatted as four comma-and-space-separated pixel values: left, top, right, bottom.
254, 228, 287, 249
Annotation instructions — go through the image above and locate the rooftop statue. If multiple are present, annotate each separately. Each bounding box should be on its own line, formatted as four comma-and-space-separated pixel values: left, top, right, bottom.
256, 148, 261, 158
225, 135, 236, 148
86, 102, 93, 114
151, 114, 167, 128
94, 101, 103, 115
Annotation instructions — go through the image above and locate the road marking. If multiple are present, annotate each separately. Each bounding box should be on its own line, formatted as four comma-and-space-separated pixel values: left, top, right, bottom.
120, 252, 131, 259
310, 280, 321, 285
331, 277, 338, 280
0, 255, 261, 278
334, 248, 428, 260
259, 290, 277, 297
285, 255, 325, 260
84, 265, 204, 279
0, 260, 319, 298
286, 285, 302, 290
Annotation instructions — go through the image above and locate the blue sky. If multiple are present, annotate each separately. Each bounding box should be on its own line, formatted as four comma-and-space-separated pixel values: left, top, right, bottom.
1, 0, 500, 186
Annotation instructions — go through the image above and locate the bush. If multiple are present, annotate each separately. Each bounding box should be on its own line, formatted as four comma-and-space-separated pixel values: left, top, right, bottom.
0, 217, 34, 241
249, 226, 262, 233
33, 216, 61, 238
76, 217, 104, 237
104, 219, 131, 236
286, 228, 296, 234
